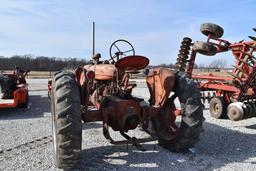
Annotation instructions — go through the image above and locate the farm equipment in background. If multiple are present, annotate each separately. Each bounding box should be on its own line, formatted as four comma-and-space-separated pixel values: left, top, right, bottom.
0, 67, 30, 108
175, 23, 256, 121
50, 38, 204, 169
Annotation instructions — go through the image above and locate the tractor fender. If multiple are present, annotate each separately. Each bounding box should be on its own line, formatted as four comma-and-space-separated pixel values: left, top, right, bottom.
75, 67, 94, 106
146, 68, 175, 106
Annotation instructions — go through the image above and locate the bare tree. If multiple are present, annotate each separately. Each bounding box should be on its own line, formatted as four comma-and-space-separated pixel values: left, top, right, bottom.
198, 63, 206, 69
209, 59, 227, 69
193, 63, 199, 69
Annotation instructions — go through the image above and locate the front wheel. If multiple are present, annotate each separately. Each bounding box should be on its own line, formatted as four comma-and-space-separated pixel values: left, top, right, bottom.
51, 71, 82, 169
152, 72, 204, 152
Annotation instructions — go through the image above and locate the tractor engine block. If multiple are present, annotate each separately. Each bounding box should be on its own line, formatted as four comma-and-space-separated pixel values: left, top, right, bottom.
104, 96, 141, 132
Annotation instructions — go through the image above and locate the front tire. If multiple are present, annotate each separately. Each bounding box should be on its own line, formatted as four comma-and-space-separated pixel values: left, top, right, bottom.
51, 71, 82, 169
152, 72, 204, 152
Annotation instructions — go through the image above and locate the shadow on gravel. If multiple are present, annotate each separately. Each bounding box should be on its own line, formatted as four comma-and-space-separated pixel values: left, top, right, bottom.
0, 95, 50, 120
245, 124, 256, 129
72, 122, 256, 171
82, 122, 102, 130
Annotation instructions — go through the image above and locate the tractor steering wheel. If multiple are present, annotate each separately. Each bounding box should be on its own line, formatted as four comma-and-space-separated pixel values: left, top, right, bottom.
109, 39, 135, 63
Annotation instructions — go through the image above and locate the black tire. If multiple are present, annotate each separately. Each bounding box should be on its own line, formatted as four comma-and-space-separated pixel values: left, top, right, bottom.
252, 102, 256, 117
193, 41, 217, 56
151, 71, 204, 152
209, 97, 227, 119
250, 101, 256, 117
243, 102, 250, 119
248, 101, 256, 118
20, 91, 29, 108
51, 71, 82, 169
200, 23, 224, 38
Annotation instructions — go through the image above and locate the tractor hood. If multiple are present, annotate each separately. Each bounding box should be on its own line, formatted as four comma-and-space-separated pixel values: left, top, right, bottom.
84, 64, 117, 81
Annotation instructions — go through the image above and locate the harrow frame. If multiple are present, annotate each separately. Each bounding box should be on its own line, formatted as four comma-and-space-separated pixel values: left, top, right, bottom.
175, 23, 256, 120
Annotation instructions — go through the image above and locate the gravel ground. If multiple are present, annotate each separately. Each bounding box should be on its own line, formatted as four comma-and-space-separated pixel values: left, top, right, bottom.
0, 79, 256, 171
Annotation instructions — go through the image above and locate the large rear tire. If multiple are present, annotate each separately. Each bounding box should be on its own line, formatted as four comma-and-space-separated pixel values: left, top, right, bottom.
152, 71, 204, 152
51, 71, 82, 169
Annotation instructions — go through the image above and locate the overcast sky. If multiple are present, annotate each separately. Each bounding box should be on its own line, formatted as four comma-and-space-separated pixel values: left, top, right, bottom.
0, 0, 255, 66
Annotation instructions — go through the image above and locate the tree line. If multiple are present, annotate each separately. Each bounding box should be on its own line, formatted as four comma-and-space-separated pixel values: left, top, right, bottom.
0, 55, 90, 71
150, 59, 228, 70
0, 55, 227, 71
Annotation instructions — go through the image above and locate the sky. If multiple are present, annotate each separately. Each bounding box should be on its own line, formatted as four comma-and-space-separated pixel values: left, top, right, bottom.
0, 0, 255, 66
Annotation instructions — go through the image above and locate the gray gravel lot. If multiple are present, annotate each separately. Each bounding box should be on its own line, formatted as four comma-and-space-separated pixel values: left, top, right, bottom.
0, 79, 256, 171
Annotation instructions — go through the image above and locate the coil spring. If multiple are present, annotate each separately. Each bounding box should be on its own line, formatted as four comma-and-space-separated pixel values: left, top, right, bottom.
175, 37, 192, 72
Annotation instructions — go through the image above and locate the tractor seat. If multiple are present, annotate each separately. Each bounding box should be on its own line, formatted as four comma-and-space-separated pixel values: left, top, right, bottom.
115, 55, 149, 71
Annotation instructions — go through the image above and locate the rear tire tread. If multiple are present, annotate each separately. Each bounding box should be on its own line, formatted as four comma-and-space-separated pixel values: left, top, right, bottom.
51, 71, 82, 169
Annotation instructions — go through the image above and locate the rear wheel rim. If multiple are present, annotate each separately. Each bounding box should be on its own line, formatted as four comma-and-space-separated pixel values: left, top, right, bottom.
157, 108, 181, 140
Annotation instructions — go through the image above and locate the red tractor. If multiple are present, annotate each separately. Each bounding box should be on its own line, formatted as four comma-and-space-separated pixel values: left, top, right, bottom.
0, 67, 29, 108
175, 23, 256, 121
50, 39, 204, 169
